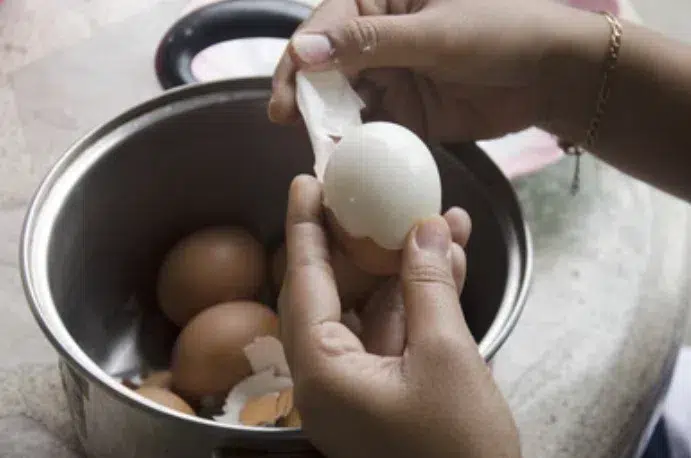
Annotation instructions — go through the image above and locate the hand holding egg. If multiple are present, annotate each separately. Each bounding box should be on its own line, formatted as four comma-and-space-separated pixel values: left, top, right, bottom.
277, 175, 521, 458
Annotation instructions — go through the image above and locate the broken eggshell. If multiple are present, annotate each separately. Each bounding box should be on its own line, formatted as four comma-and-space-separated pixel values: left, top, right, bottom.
214, 335, 297, 427
243, 336, 291, 377
295, 70, 365, 181
239, 387, 295, 427
214, 369, 293, 426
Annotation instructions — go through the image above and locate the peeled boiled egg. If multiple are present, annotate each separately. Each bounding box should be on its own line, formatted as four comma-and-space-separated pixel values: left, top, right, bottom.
322, 122, 442, 275
134, 386, 196, 416
157, 226, 266, 326
271, 243, 381, 309
171, 301, 279, 402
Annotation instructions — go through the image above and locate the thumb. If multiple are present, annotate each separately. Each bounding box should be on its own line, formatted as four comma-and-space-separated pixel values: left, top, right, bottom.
401, 216, 471, 349
290, 13, 433, 71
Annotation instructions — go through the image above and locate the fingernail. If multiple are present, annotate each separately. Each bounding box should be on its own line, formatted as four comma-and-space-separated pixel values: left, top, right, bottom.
292, 34, 334, 65
415, 216, 451, 255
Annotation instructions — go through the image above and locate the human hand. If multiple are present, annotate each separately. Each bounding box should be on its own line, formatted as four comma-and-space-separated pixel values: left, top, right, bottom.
357, 205, 471, 357
269, 0, 593, 142
279, 175, 520, 458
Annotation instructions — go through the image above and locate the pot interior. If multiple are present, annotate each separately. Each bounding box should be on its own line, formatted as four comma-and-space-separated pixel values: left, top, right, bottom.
42, 83, 512, 385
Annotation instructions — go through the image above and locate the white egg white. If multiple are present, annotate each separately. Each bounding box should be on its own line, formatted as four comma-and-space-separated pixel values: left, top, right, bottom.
323, 122, 442, 250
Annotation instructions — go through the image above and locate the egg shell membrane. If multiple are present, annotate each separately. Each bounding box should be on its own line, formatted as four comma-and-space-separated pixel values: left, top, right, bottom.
244, 336, 291, 378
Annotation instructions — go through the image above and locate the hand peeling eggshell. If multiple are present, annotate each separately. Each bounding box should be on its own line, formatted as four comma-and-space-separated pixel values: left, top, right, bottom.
243, 336, 290, 378
214, 369, 293, 426
295, 70, 365, 181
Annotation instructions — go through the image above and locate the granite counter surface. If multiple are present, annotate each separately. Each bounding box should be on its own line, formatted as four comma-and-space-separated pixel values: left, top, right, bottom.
0, 0, 689, 457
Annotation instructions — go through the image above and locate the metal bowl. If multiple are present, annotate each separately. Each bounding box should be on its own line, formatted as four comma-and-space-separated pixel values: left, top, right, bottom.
19, 2, 532, 458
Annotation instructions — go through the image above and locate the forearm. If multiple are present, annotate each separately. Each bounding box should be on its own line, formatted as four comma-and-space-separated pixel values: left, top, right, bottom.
540, 7, 691, 201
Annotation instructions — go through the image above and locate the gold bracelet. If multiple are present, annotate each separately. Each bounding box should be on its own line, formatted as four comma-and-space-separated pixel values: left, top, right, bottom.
559, 10, 623, 194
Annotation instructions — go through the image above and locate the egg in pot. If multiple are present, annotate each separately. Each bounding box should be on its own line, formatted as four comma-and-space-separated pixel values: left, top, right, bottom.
171, 300, 279, 402
156, 226, 266, 326
135, 385, 196, 416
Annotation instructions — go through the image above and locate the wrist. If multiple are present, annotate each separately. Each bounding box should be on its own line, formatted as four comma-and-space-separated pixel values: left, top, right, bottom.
537, 6, 614, 142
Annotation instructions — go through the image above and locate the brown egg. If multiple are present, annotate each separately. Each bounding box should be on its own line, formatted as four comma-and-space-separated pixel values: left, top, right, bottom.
271, 242, 381, 310
157, 226, 267, 326
171, 301, 279, 402
326, 209, 401, 276
135, 386, 196, 416
140, 370, 173, 389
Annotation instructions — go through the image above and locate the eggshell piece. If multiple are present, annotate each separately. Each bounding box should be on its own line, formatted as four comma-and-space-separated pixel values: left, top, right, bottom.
214, 369, 293, 426
171, 301, 279, 402
237, 388, 295, 427
240, 391, 281, 426
157, 226, 267, 326
278, 407, 302, 428
135, 386, 196, 416
243, 336, 290, 378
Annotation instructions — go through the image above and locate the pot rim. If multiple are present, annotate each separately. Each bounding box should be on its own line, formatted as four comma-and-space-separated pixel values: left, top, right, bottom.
19, 77, 532, 435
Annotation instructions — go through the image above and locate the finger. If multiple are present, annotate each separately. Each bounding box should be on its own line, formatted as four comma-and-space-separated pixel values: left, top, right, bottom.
360, 279, 406, 357
280, 175, 342, 352
269, 51, 300, 125
451, 243, 467, 294
289, 12, 439, 72
400, 216, 469, 347
444, 207, 472, 248
269, 0, 360, 123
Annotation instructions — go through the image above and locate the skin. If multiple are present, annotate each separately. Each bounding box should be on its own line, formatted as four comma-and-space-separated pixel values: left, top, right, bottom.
270, 0, 691, 201
272, 0, 691, 455
279, 176, 520, 458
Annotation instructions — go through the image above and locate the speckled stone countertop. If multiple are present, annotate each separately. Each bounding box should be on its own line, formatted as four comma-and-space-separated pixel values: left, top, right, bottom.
0, 0, 690, 457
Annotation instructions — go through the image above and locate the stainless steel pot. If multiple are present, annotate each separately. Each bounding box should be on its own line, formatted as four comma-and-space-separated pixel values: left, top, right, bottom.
19, 1, 532, 457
